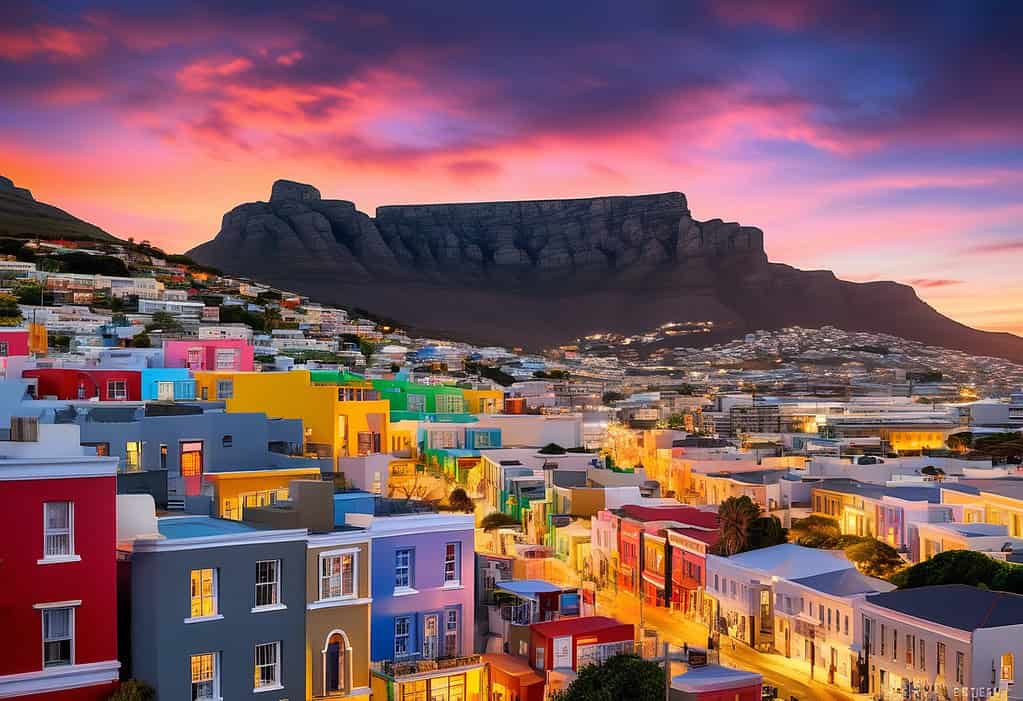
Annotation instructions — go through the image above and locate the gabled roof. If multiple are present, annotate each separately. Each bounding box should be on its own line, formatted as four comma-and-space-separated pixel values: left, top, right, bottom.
531, 615, 632, 640
865, 585, 1023, 631
716, 543, 851, 579
618, 504, 719, 530
791, 567, 894, 597
812, 478, 941, 503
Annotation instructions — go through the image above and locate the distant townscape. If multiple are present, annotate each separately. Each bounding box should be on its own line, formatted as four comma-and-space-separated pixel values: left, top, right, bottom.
2, 182, 1023, 701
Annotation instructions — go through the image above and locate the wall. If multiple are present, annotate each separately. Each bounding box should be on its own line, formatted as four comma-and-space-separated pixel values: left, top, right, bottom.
129, 539, 306, 700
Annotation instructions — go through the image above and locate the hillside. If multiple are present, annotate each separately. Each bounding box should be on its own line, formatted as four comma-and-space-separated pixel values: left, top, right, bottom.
0, 175, 120, 242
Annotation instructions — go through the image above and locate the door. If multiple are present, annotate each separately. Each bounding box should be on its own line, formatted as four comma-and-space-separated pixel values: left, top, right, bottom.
326, 640, 342, 692
423, 614, 439, 659
157, 381, 175, 400
180, 441, 204, 496
553, 636, 572, 669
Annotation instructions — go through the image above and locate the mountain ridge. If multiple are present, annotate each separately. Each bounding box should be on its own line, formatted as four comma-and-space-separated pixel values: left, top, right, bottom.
0, 174, 121, 242
188, 179, 1023, 361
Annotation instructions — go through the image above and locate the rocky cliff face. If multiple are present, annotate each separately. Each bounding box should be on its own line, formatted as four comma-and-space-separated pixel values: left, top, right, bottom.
189, 180, 1023, 360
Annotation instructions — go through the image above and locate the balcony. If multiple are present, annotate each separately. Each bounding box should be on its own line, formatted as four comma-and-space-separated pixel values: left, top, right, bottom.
371, 655, 483, 680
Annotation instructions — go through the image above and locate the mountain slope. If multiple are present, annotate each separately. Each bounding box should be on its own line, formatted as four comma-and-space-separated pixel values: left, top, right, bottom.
189, 180, 1023, 361
0, 175, 120, 242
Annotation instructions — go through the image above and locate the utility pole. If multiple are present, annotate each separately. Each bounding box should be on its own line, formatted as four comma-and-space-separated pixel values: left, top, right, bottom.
663, 641, 671, 701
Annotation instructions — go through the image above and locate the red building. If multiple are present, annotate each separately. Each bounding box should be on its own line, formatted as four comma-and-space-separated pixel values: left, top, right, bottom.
669, 663, 762, 701
484, 653, 544, 701
528, 616, 634, 672
23, 368, 141, 401
0, 328, 30, 360
0, 423, 121, 699
668, 527, 719, 621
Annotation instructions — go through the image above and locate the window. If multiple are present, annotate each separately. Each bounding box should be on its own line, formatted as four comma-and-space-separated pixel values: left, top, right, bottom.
436, 394, 464, 413
892, 628, 898, 662
125, 441, 142, 473
216, 379, 234, 399
920, 639, 926, 671
955, 651, 964, 684
430, 674, 465, 701
0, 341, 8, 357
1002, 653, 1014, 681
42, 607, 73, 667
536, 646, 545, 670
880, 624, 886, 656
222, 435, 233, 448
84, 442, 110, 457
395, 548, 414, 590
936, 642, 946, 677
319, 551, 356, 600
906, 634, 914, 666
254, 641, 281, 690
191, 653, 217, 700
160, 444, 167, 470
187, 348, 203, 369
400, 680, 426, 701
423, 614, 440, 659
844, 615, 849, 636
107, 380, 128, 400
181, 442, 204, 477
190, 568, 217, 619
444, 609, 459, 657
255, 560, 280, 609
444, 543, 460, 585
394, 617, 411, 658
215, 348, 238, 370
43, 502, 73, 559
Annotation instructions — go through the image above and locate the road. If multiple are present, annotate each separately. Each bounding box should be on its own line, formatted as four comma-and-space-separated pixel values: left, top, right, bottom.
593, 587, 859, 701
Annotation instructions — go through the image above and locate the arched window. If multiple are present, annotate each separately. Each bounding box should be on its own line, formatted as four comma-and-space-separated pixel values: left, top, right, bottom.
322, 630, 353, 696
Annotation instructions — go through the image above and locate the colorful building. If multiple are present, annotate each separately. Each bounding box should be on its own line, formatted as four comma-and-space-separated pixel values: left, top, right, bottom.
24, 368, 142, 401
138, 367, 195, 401
163, 338, 255, 372
527, 616, 635, 696
0, 423, 121, 700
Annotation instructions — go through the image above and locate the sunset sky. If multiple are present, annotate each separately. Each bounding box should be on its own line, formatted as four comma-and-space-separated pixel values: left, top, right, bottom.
2, 1, 1021, 334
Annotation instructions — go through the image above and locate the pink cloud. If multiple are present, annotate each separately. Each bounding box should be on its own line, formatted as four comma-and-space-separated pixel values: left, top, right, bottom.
0, 24, 106, 60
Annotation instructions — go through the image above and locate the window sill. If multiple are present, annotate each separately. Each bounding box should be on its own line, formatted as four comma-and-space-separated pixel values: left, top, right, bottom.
442, 582, 464, 590
251, 604, 287, 614
392, 587, 419, 597
184, 614, 224, 624
253, 684, 284, 694
308, 596, 372, 611
37, 555, 81, 565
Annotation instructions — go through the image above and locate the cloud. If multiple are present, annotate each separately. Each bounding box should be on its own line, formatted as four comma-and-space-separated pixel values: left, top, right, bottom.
906, 278, 963, 289
446, 159, 502, 182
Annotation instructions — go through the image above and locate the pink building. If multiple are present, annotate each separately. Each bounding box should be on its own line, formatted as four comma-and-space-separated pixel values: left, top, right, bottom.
162, 338, 254, 372
0, 329, 30, 375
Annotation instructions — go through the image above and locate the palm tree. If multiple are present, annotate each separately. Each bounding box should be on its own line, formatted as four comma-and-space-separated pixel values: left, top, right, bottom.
716, 496, 762, 556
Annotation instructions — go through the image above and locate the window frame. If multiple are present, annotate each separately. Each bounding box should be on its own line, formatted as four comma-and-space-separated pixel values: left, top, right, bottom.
42, 501, 75, 562
444, 608, 459, 658
41, 606, 74, 668
394, 548, 414, 591
190, 652, 218, 701
216, 378, 234, 399
443, 542, 460, 586
394, 616, 411, 659
188, 568, 219, 622
318, 549, 358, 602
254, 641, 282, 691
254, 559, 282, 611
107, 379, 128, 400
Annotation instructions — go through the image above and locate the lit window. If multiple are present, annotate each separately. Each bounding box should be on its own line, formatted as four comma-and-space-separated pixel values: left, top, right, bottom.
43, 502, 73, 559
190, 568, 217, 619
444, 543, 460, 585
254, 560, 280, 609
394, 617, 411, 658
1002, 653, 1014, 681
319, 552, 356, 600
125, 441, 142, 473
254, 641, 280, 690
191, 653, 217, 700
956, 651, 964, 684
42, 607, 73, 667
107, 380, 128, 400
395, 548, 413, 590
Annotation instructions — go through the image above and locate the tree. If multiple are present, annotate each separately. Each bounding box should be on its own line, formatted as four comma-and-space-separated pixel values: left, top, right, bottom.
715, 496, 762, 556
889, 550, 1023, 593
146, 310, 181, 332
665, 412, 687, 430
538, 443, 567, 455
14, 282, 44, 306
107, 680, 156, 701
748, 515, 788, 550
551, 654, 663, 701
131, 332, 152, 348
480, 512, 521, 530
790, 515, 842, 548
0, 293, 22, 325
601, 391, 624, 404
947, 432, 973, 452
359, 339, 379, 363
844, 538, 904, 578
447, 487, 475, 513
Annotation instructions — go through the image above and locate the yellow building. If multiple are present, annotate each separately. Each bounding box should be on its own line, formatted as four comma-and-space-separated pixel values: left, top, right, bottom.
460, 386, 504, 414
193, 370, 391, 468
204, 467, 322, 520
942, 481, 1023, 537
370, 658, 487, 701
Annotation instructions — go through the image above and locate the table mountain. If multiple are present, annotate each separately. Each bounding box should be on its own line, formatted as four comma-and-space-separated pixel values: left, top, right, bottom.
188, 179, 1023, 360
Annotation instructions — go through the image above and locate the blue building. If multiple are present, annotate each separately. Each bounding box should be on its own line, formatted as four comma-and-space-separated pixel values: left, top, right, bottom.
140, 367, 195, 401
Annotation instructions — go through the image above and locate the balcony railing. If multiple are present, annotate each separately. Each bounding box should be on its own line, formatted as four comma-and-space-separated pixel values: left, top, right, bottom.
371, 655, 483, 679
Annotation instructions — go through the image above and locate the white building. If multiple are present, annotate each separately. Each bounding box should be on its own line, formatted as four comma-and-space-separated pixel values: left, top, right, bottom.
138, 298, 204, 317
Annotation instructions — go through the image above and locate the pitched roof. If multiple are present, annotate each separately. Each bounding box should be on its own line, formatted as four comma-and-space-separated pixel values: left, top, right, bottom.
791, 567, 895, 597
530, 615, 633, 639
717, 543, 852, 579
618, 504, 719, 529
812, 478, 941, 503
865, 585, 1023, 631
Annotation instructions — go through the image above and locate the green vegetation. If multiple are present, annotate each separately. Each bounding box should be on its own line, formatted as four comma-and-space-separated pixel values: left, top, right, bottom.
665, 412, 687, 429
533, 369, 569, 379
13, 281, 44, 306
601, 391, 625, 404
538, 443, 567, 455
791, 515, 905, 578
445, 488, 475, 513
464, 361, 516, 387
789, 515, 842, 547
890, 550, 1023, 593
107, 680, 156, 701
551, 654, 663, 701
0, 293, 22, 325
145, 310, 182, 333
713, 496, 787, 556
480, 512, 521, 530
131, 332, 152, 348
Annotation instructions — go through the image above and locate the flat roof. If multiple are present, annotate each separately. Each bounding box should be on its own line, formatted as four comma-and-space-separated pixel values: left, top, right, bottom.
158, 515, 261, 540
531, 615, 631, 639
671, 664, 762, 692
812, 478, 941, 503
497, 579, 573, 597
953, 478, 1023, 501
866, 585, 1023, 631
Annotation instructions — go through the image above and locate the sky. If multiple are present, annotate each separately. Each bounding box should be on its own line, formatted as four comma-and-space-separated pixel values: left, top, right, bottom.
2, 0, 1021, 334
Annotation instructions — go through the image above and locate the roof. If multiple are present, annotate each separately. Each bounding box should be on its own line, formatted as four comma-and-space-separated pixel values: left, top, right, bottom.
812, 478, 941, 503
158, 515, 262, 539
497, 579, 572, 598
668, 525, 720, 546
618, 504, 719, 530
953, 478, 1023, 501
865, 585, 1023, 631
707, 469, 787, 485
791, 567, 895, 596
671, 664, 762, 692
530, 615, 632, 639
716, 543, 852, 579
481, 653, 545, 685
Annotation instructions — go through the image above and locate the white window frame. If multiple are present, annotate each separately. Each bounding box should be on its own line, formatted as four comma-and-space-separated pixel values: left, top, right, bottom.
187, 568, 221, 623
318, 549, 358, 602
254, 641, 282, 691
443, 542, 460, 586
41, 605, 74, 668
107, 379, 128, 400
191, 652, 219, 700
394, 616, 411, 659
253, 560, 283, 611
41, 501, 76, 563
216, 379, 234, 399
394, 548, 414, 592
444, 608, 459, 658
215, 348, 239, 371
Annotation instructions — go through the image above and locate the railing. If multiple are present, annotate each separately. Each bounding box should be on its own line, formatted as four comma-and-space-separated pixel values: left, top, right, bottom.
371, 655, 483, 679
